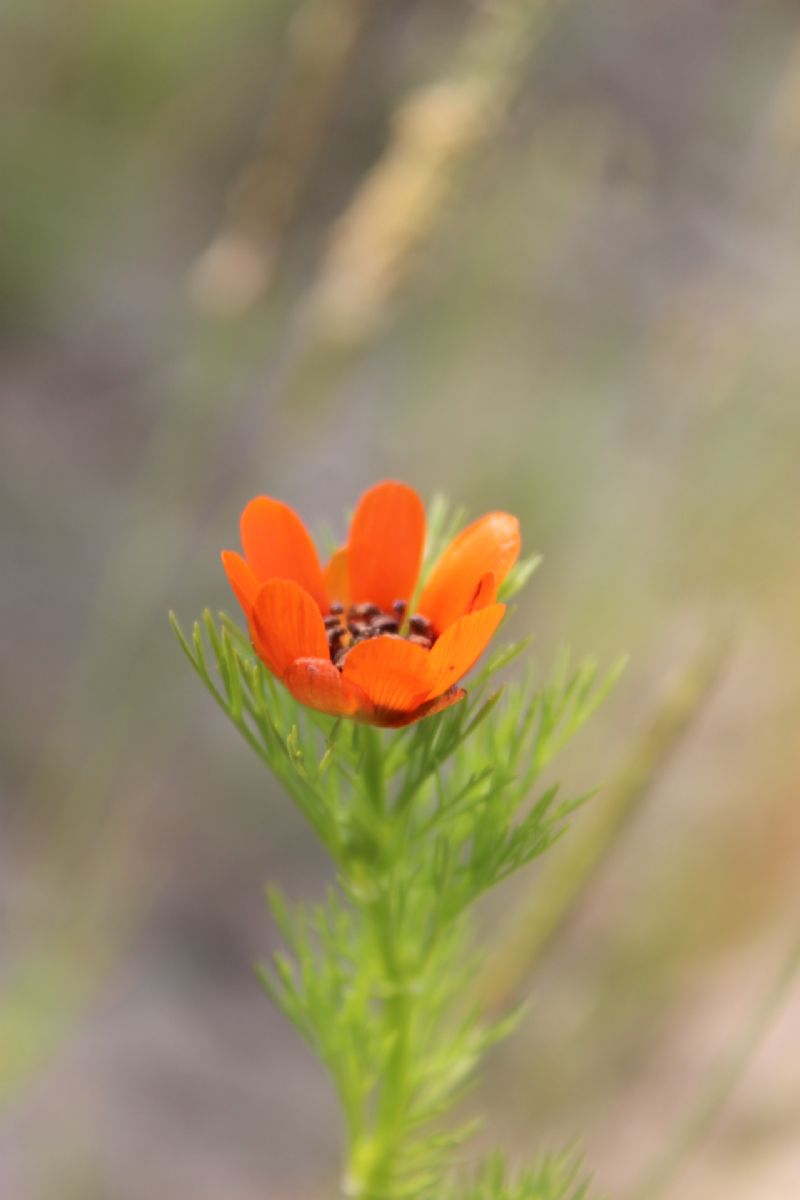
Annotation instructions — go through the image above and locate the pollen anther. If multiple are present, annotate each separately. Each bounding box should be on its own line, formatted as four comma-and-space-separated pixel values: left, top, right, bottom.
325, 599, 433, 667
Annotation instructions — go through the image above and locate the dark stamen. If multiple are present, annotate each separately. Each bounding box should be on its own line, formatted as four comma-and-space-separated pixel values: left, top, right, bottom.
325, 599, 434, 668
352, 602, 380, 619
372, 615, 399, 634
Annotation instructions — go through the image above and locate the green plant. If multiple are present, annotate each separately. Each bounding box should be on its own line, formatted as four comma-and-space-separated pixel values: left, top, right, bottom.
173, 500, 622, 1199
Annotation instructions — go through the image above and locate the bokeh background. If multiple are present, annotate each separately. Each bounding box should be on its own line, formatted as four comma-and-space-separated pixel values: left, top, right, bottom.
2, 1, 799, 1197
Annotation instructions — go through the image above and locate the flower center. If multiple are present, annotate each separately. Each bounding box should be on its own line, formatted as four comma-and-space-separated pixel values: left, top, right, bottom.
324, 600, 436, 667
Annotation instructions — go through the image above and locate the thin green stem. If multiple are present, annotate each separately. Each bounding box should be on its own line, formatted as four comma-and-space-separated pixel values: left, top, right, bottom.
362, 726, 387, 817
345, 888, 416, 1199
344, 735, 417, 1200
370, 899, 414, 1197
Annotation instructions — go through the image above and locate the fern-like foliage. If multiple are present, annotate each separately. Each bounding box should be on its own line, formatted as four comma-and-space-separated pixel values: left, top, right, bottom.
457, 1152, 595, 1200
173, 607, 622, 1199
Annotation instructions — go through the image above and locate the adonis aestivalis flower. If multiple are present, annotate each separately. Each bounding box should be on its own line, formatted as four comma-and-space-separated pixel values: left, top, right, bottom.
222, 482, 520, 727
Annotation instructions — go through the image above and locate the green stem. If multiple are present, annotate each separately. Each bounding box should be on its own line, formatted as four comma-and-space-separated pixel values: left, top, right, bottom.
345, 730, 415, 1199
373, 967, 413, 1193
345, 887, 415, 1200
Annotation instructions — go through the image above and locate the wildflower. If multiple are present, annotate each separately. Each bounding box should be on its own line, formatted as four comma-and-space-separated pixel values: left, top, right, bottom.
222, 482, 520, 727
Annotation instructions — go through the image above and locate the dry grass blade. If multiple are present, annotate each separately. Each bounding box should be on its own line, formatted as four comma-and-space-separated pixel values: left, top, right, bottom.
191, 0, 373, 315
628, 923, 800, 1200
306, 0, 563, 344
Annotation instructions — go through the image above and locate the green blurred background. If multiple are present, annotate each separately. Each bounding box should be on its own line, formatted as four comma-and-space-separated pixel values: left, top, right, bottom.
1, 1, 799, 1197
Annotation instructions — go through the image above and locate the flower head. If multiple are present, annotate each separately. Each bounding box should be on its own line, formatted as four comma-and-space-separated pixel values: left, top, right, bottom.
222, 482, 520, 727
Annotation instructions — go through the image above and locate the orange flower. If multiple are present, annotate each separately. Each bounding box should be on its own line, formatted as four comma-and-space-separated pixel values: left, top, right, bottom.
222, 482, 520, 728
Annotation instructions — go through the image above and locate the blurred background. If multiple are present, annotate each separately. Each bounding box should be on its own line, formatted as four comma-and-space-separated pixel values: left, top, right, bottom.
1, 0, 799, 1197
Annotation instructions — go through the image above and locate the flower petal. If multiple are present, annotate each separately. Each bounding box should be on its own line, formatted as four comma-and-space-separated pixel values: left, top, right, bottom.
341, 635, 432, 713
377, 686, 466, 728
284, 657, 373, 720
424, 604, 506, 698
467, 570, 498, 613
324, 546, 350, 607
419, 512, 520, 633
221, 549, 260, 615
252, 579, 329, 678
347, 481, 425, 611
241, 496, 328, 612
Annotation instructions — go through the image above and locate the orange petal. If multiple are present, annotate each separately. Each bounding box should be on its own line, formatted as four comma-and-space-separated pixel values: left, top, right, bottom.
341, 635, 432, 713
419, 512, 520, 634
241, 496, 328, 612
377, 686, 466, 728
251, 579, 329, 678
347, 481, 425, 611
284, 657, 373, 720
424, 604, 505, 698
467, 571, 498, 613
324, 546, 350, 607
221, 549, 260, 616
